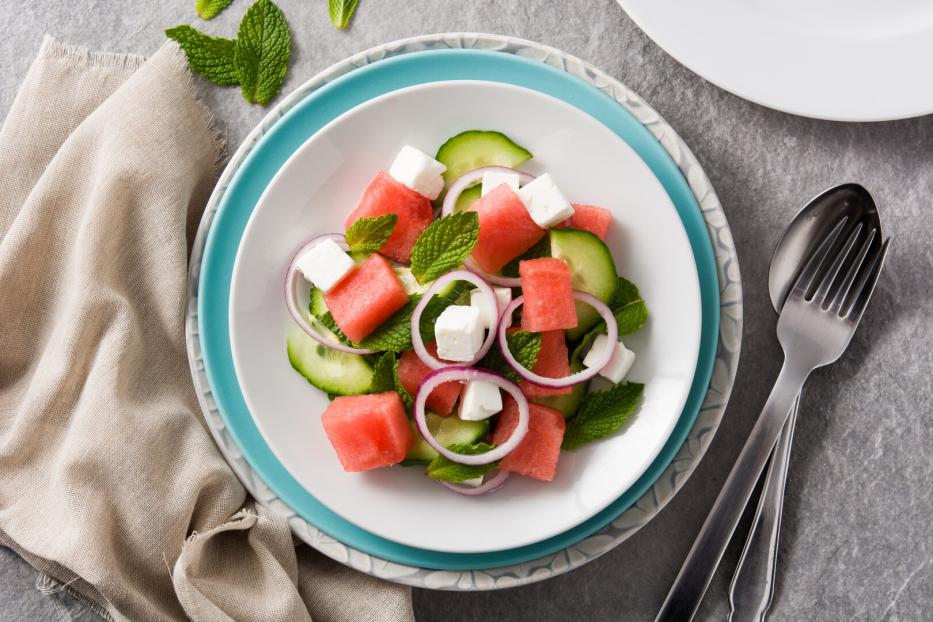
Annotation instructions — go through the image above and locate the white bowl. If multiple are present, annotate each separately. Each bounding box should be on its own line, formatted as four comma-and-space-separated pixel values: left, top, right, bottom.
228, 80, 701, 553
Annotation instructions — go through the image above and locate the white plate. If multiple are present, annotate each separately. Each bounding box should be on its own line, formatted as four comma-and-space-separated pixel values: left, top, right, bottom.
620, 0, 933, 121
228, 80, 701, 553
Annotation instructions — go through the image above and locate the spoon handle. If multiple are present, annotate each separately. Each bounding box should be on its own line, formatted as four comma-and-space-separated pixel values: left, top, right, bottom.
727, 393, 800, 622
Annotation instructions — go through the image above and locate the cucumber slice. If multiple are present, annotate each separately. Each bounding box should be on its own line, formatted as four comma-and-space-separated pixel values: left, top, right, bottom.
550, 227, 619, 340
454, 184, 482, 212
309, 287, 328, 319
435, 130, 532, 191
531, 361, 587, 418
404, 412, 490, 464
286, 323, 374, 396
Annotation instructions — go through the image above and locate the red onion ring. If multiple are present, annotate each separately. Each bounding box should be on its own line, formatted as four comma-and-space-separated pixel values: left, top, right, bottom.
414, 367, 529, 465
440, 166, 536, 218
439, 470, 511, 496
497, 291, 618, 387
410, 269, 499, 370
441, 166, 535, 288
284, 234, 379, 355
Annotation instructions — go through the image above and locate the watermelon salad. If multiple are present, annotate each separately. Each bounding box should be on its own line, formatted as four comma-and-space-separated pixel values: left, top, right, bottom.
284, 131, 649, 495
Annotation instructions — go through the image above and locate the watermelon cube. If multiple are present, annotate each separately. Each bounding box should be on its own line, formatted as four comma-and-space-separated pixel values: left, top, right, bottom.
519, 258, 577, 332
571, 204, 612, 240
324, 253, 409, 343
493, 398, 565, 481
321, 392, 414, 471
345, 171, 434, 263
521, 330, 572, 397
397, 345, 463, 415
468, 184, 545, 273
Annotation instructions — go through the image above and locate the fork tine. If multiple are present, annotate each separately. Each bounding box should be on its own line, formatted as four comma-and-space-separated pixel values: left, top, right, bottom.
845, 237, 889, 321
791, 217, 848, 299
814, 223, 865, 306
830, 227, 877, 314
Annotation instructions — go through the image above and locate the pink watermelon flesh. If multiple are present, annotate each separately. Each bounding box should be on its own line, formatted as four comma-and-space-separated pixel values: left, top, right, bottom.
468, 185, 545, 273
397, 345, 462, 415
493, 398, 565, 481
570, 204, 612, 240
520, 330, 572, 397
345, 171, 433, 263
519, 258, 577, 332
321, 392, 414, 472
324, 253, 408, 343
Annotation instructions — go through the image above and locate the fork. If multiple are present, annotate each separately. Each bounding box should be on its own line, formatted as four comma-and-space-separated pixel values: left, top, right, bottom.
656, 218, 890, 621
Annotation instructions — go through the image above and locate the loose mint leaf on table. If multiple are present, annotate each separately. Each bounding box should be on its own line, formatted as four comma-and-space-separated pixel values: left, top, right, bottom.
196, 0, 234, 20
369, 352, 396, 393
409, 212, 480, 284
345, 214, 397, 254
418, 281, 468, 342
478, 330, 541, 383
328, 0, 360, 30
562, 382, 644, 450
501, 235, 551, 278
392, 356, 414, 412
165, 25, 239, 86
235, 0, 291, 105
426, 443, 499, 483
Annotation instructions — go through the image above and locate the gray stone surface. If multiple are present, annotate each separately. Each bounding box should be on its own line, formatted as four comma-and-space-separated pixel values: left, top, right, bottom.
1, 1, 931, 620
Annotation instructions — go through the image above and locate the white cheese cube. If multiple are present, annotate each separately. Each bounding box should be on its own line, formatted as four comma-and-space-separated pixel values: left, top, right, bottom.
583, 333, 636, 383
295, 238, 355, 292
517, 173, 575, 228
459, 379, 503, 421
460, 477, 485, 488
435, 305, 484, 362
481, 171, 521, 196
388, 145, 447, 200
470, 286, 512, 328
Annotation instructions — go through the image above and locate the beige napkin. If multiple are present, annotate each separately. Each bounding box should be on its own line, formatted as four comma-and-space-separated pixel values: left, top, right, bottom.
0, 36, 414, 622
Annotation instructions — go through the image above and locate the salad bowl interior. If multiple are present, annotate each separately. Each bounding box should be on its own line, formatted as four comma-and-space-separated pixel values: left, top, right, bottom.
229, 80, 701, 553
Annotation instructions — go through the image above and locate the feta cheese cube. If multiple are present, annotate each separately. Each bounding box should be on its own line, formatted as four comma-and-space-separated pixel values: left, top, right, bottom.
388, 145, 447, 200
583, 333, 636, 383
435, 305, 484, 362
460, 477, 485, 488
470, 286, 512, 328
459, 379, 503, 421
517, 173, 575, 228
481, 170, 521, 196
295, 238, 355, 292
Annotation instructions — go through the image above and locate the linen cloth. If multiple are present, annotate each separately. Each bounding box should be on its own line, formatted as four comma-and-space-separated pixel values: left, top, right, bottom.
0, 36, 414, 622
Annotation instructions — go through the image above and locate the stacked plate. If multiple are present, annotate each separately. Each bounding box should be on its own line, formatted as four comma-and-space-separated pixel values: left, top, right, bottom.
185, 33, 743, 590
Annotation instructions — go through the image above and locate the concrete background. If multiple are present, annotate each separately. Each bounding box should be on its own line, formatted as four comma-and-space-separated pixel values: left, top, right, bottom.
1, 1, 931, 620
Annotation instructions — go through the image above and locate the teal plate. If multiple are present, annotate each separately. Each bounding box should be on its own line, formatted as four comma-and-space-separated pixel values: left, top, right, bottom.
197, 46, 720, 570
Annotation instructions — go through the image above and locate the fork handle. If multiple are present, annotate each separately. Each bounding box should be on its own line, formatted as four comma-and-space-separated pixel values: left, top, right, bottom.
656, 360, 811, 622
728, 393, 800, 622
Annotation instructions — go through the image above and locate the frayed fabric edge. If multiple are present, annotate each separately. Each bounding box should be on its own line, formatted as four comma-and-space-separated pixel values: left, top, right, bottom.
39, 34, 146, 73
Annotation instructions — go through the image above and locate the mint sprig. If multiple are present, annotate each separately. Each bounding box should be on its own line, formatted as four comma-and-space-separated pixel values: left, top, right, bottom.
478, 330, 541, 383
426, 443, 499, 483
328, 0, 360, 30
409, 212, 480, 284
166, 0, 291, 106
320, 296, 419, 353
392, 356, 414, 412
562, 382, 644, 450
346, 214, 397, 254
369, 352, 396, 393
196, 0, 234, 20
577, 276, 649, 351
166, 26, 239, 86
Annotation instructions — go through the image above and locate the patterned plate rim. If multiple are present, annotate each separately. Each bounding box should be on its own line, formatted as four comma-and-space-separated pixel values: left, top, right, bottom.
184, 32, 742, 591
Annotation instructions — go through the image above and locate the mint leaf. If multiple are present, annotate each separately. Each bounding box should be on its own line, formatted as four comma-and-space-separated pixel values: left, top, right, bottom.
393, 356, 414, 412
369, 352, 396, 393
501, 235, 551, 278
197, 0, 234, 19
166, 25, 239, 86
478, 330, 541, 383
562, 382, 644, 450
426, 443, 499, 483
418, 281, 468, 342
328, 0, 360, 29
320, 296, 419, 352
235, 0, 291, 105
409, 212, 480, 284
346, 214, 397, 254
577, 276, 648, 349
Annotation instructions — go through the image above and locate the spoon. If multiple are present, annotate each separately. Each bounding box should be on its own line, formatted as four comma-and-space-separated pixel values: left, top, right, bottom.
728, 183, 881, 621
